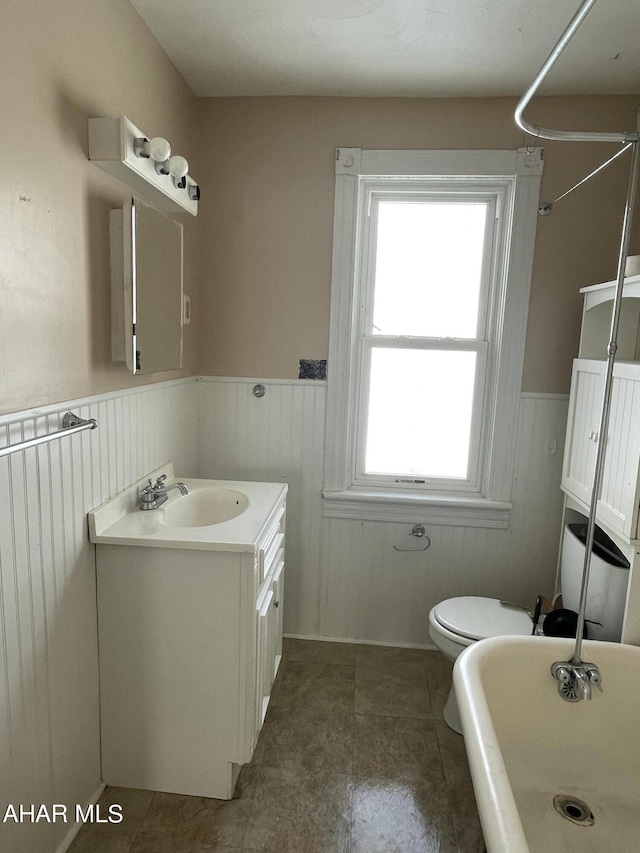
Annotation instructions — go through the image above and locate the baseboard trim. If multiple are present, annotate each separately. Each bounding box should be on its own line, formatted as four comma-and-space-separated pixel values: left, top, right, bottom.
283, 632, 437, 651
55, 782, 106, 853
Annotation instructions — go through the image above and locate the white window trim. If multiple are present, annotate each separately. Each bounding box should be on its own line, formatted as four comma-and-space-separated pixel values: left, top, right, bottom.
323, 148, 544, 528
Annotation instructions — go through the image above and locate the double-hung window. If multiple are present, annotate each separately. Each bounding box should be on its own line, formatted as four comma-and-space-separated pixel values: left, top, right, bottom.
323, 148, 543, 527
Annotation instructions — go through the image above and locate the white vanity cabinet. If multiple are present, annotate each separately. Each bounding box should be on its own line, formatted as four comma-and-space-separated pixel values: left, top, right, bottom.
560, 276, 640, 644
89, 473, 286, 800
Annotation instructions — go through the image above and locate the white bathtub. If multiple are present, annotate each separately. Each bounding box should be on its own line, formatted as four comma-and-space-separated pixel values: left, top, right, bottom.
454, 635, 640, 853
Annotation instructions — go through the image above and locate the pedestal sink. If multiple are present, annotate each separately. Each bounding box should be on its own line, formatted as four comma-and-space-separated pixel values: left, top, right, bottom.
454, 635, 640, 853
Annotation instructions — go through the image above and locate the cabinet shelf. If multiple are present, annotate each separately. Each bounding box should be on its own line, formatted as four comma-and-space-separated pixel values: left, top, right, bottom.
579, 275, 640, 361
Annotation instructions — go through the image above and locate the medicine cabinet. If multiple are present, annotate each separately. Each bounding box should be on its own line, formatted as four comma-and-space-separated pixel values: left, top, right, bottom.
110, 197, 183, 374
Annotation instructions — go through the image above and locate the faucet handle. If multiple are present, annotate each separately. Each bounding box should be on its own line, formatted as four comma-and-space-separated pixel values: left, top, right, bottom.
139, 480, 157, 509
585, 667, 603, 692
153, 474, 167, 488
551, 661, 571, 683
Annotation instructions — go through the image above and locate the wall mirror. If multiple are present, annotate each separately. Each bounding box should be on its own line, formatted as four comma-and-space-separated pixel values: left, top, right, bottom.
110, 196, 183, 374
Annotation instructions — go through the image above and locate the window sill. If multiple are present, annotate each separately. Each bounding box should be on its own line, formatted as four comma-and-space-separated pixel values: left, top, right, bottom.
322, 489, 512, 529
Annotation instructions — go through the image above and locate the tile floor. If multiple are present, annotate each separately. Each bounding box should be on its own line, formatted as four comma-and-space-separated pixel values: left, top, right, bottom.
68, 639, 485, 853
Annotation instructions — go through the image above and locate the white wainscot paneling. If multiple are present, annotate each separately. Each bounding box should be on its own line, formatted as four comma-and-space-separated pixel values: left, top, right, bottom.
0, 378, 198, 853
198, 380, 568, 648
320, 394, 569, 646
198, 378, 326, 638
0, 376, 568, 853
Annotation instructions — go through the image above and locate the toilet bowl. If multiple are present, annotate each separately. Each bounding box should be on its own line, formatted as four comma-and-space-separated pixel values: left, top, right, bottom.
428, 597, 532, 733
430, 519, 630, 735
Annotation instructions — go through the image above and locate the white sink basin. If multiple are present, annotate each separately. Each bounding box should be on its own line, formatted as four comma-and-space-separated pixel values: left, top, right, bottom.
87, 463, 287, 552
161, 487, 249, 528
454, 635, 640, 853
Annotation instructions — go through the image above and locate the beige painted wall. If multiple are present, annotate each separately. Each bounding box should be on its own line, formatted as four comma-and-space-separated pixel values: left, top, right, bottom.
2, 3, 638, 416
196, 95, 640, 393
1, 0, 200, 416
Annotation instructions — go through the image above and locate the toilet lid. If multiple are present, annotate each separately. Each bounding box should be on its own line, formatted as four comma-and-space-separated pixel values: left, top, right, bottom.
434, 596, 532, 641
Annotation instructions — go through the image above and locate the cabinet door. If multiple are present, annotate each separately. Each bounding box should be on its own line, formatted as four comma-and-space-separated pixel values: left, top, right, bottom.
255, 561, 285, 734
563, 359, 640, 541
562, 360, 605, 506
252, 500, 287, 747
255, 586, 274, 732
598, 365, 640, 539
271, 559, 284, 681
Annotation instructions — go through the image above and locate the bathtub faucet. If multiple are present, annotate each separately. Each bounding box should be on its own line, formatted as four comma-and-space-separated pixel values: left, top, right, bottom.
139, 474, 189, 510
550, 659, 602, 702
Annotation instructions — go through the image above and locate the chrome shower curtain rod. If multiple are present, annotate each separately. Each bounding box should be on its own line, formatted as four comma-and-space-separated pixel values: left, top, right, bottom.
514, 0, 640, 676
515, 0, 639, 143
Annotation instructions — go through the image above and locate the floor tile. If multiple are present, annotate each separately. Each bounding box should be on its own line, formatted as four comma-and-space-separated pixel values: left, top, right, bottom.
423, 651, 453, 718
355, 662, 432, 719
283, 637, 357, 665
435, 721, 471, 788
68, 786, 155, 852
244, 766, 352, 853
351, 776, 458, 853
130, 766, 258, 852
447, 778, 486, 853
260, 704, 354, 774
74, 641, 487, 853
67, 829, 138, 853
273, 661, 355, 712
97, 786, 155, 831
353, 714, 444, 783
356, 644, 425, 671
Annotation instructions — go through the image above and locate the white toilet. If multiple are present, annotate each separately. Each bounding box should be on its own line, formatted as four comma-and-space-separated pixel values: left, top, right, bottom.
429, 520, 630, 734
428, 597, 532, 732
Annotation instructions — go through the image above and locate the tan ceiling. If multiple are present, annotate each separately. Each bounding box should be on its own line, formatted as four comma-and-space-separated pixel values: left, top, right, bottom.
128, 0, 640, 99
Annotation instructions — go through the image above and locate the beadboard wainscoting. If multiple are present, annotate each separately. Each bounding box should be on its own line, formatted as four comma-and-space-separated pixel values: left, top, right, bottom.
0, 379, 198, 853
198, 377, 326, 639
198, 379, 569, 646
1, 375, 568, 853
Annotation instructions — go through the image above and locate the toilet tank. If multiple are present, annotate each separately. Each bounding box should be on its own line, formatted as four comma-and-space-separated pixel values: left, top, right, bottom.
561, 522, 630, 641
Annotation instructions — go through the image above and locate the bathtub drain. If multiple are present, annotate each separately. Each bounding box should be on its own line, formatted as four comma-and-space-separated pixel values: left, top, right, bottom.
553, 794, 594, 826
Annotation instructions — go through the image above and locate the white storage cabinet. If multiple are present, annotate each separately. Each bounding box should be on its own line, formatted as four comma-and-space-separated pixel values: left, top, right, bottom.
95, 490, 286, 800
560, 275, 640, 643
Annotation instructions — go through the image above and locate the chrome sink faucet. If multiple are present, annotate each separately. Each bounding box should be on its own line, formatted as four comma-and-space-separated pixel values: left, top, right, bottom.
550, 659, 602, 702
139, 474, 189, 510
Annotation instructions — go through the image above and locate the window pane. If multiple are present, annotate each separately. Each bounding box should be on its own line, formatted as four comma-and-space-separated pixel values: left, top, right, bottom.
372, 201, 488, 338
364, 348, 477, 479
